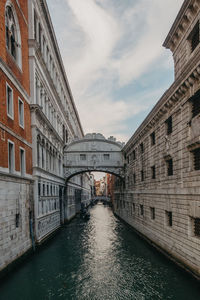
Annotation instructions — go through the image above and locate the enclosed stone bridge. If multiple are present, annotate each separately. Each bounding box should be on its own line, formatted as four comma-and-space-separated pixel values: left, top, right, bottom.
64, 133, 125, 180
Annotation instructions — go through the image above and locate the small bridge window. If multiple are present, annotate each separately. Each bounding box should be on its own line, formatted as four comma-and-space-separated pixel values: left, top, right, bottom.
80, 154, 86, 160
104, 154, 110, 160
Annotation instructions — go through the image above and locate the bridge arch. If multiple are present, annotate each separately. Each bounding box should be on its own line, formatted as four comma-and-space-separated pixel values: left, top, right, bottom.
64, 133, 125, 180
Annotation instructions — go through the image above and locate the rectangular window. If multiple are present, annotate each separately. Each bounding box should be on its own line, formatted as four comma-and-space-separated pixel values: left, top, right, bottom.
38, 23, 42, 47
132, 203, 135, 213
189, 21, 200, 52
193, 148, 200, 170
150, 132, 155, 145
8, 141, 14, 173
80, 154, 86, 161
16, 213, 20, 228
140, 143, 144, 153
165, 116, 172, 135
165, 211, 172, 227
140, 204, 144, 216
20, 148, 25, 176
18, 98, 24, 128
189, 90, 200, 118
141, 170, 144, 181
43, 184, 45, 196
104, 154, 110, 160
132, 150, 136, 160
38, 183, 41, 196
133, 173, 136, 184
6, 83, 13, 118
34, 10, 37, 40
194, 218, 200, 237
151, 166, 156, 179
150, 207, 155, 220
167, 158, 173, 176
127, 155, 129, 164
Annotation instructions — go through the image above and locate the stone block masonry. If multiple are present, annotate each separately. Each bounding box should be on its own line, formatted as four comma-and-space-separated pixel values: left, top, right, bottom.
0, 176, 33, 272
114, 0, 200, 279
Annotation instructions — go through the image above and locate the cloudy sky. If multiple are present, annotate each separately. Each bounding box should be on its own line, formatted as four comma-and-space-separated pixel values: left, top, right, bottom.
46, 0, 184, 144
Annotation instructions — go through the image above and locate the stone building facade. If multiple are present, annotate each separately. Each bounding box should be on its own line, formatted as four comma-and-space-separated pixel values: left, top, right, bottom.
114, 0, 200, 278
0, 0, 33, 272
28, 0, 91, 242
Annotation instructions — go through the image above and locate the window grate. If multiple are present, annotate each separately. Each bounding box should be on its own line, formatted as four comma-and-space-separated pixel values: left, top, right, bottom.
166, 211, 172, 226
141, 170, 144, 181
167, 159, 173, 176
194, 218, 200, 237
140, 205, 144, 216
150, 207, 155, 220
151, 166, 156, 179
150, 132, 155, 145
190, 22, 200, 52
165, 116, 172, 135
190, 90, 200, 118
140, 143, 144, 153
193, 148, 200, 170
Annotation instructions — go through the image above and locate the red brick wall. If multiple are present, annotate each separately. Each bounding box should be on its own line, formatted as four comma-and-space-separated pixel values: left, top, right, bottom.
0, 0, 32, 175
0, 130, 32, 175
0, 0, 30, 94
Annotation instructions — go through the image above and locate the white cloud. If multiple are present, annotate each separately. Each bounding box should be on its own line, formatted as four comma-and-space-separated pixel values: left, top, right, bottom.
65, 0, 121, 96
47, 0, 184, 142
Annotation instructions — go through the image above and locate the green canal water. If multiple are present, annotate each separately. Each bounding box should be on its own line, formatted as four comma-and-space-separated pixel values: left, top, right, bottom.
0, 204, 200, 300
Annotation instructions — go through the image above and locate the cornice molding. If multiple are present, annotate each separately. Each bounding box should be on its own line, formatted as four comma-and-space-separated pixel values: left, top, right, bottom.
124, 49, 200, 151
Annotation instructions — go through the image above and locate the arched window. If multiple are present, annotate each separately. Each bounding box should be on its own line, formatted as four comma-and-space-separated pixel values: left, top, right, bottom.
5, 3, 21, 67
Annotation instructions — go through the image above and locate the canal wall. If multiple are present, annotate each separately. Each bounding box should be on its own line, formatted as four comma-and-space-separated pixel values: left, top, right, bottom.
0, 176, 33, 273
114, 0, 200, 280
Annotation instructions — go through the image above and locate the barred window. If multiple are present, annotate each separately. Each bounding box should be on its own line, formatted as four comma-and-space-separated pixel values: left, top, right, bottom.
193, 148, 200, 170
141, 170, 144, 181
189, 90, 200, 118
165, 116, 172, 135
140, 143, 144, 153
80, 154, 86, 161
133, 173, 136, 184
194, 218, 200, 237
16, 213, 20, 228
140, 205, 144, 216
150, 207, 155, 220
188, 21, 200, 52
151, 166, 156, 179
150, 132, 155, 145
167, 158, 173, 176
132, 150, 136, 160
165, 211, 172, 227
104, 154, 110, 160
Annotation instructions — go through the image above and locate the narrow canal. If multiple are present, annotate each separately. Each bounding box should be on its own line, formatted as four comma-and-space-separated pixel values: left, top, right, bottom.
0, 204, 200, 300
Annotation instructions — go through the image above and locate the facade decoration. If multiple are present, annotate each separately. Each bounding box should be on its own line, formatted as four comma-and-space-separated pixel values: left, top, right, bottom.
64, 133, 125, 180
28, 0, 92, 242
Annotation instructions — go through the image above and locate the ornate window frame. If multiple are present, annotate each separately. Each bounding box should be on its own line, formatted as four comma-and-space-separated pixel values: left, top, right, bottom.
5, 1, 22, 69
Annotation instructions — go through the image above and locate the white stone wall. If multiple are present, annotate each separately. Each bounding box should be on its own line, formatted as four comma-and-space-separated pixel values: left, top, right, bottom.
0, 177, 32, 271
114, 0, 200, 278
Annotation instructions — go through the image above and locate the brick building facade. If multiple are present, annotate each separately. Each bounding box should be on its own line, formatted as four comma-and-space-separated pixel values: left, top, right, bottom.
114, 0, 200, 279
0, 0, 33, 272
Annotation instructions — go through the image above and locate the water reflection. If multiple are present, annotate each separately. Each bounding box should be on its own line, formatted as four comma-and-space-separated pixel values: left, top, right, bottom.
0, 203, 200, 300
